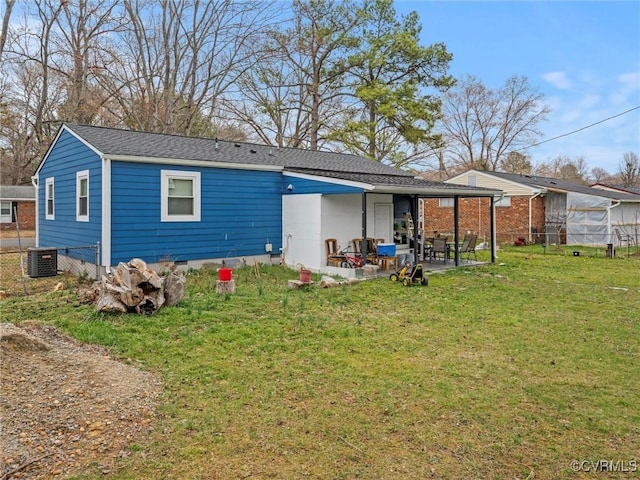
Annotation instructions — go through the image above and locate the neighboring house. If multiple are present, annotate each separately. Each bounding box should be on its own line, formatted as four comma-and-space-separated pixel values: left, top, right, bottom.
591, 183, 640, 196
0, 185, 36, 231
435, 170, 640, 246
34, 124, 503, 274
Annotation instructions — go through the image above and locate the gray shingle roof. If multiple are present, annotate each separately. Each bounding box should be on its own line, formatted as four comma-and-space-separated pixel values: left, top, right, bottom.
487, 171, 640, 201
0, 185, 36, 200
287, 168, 498, 193
61, 124, 501, 196
65, 124, 410, 177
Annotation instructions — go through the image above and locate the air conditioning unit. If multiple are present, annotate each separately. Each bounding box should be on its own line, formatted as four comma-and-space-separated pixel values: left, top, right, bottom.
27, 248, 58, 278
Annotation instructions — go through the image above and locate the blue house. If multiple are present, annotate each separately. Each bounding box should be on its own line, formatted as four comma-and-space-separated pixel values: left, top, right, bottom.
34, 124, 501, 274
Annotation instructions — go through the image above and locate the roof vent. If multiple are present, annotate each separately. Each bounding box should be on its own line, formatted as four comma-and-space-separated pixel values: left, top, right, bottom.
214, 138, 218, 149
234, 143, 240, 147
250, 149, 256, 154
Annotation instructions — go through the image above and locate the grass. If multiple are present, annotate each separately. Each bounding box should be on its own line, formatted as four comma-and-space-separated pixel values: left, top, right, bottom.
2, 248, 639, 479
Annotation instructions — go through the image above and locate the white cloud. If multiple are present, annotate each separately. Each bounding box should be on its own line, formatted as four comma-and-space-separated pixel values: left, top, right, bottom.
541, 71, 572, 90
610, 71, 640, 105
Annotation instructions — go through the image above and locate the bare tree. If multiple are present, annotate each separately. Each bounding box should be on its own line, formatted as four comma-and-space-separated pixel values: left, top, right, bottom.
0, 0, 15, 62
589, 166, 614, 185
439, 75, 550, 171
618, 151, 640, 187
500, 151, 532, 174
0, 0, 68, 184
222, 35, 314, 147
535, 155, 589, 184
264, 0, 362, 150
111, 0, 276, 137
51, 0, 123, 125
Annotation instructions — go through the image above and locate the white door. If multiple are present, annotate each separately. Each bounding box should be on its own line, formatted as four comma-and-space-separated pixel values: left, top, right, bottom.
373, 203, 393, 242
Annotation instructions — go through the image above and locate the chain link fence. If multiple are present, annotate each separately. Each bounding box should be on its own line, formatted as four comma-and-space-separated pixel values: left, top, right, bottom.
0, 244, 100, 297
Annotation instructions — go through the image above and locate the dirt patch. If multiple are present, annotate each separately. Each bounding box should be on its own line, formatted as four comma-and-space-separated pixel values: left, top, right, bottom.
0, 323, 162, 479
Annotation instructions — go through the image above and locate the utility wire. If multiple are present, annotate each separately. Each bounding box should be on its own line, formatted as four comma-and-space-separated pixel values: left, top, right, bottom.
518, 105, 640, 151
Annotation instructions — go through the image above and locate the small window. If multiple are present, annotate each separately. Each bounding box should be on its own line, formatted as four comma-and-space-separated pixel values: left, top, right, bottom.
496, 196, 511, 207
161, 170, 201, 222
0, 201, 12, 223
0, 201, 11, 216
439, 198, 454, 208
76, 170, 89, 221
46, 177, 55, 220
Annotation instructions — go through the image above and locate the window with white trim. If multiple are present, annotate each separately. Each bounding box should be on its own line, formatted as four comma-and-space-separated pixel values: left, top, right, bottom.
46, 177, 55, 220
161, 170, 201, 222
0, 201, 12, 223
495, 196, 511, 207
439, 197, 454, 208
76, 170, 89, 221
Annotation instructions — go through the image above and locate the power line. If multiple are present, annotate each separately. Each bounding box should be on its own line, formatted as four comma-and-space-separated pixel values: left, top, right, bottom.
518, 105, 640, 151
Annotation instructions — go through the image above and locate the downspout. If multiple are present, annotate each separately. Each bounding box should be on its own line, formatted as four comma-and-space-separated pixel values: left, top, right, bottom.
607, 200, 621, 245
412, 195, 419, 265
361, 192, 367, 261
453, 195, 460, 266
101, 156, 111, 275
31, 175, 38, 247
528, 192, 542, 243
490, 196, 497, 262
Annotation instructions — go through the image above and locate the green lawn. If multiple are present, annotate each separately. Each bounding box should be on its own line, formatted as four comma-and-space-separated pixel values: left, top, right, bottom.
3, 248, 639, 479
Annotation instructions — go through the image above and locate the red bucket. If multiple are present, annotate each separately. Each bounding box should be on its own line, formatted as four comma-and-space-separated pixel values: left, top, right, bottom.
218, 268, 233, 281
299, 269, 312, 283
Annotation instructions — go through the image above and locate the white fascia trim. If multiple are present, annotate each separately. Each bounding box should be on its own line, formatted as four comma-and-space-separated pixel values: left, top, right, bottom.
35, 125, 105, 177
372, 185, 504, 196
101, 156, 111, 268
104, 154, 283, 172
33, 178, 40, 247
284, 171, 370, 189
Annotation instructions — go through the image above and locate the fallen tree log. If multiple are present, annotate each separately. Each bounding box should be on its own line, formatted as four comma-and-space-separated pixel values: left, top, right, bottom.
85, 259, 185, 314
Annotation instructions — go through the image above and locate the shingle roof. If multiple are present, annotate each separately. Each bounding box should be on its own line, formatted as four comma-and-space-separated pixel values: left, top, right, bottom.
61, 124, 501, 197
65, 124, 410, 177
0, 185, 36, 200
287, 168, 498, 193
486, 171, 640, 201
591, 183, 640, 195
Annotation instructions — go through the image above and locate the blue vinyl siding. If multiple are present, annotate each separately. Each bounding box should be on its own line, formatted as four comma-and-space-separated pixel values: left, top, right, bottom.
283, 175, 363, 195
38, 130, 102, 250
110, 162, 283, 264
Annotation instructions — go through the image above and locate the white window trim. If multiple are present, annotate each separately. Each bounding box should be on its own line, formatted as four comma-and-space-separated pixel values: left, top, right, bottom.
439, 197, 454, 208
161, 170, 201, 222
76, 170, 89, 222
46, 177, 55, 220
0, 201, 12, 223
496, 196, 511, 207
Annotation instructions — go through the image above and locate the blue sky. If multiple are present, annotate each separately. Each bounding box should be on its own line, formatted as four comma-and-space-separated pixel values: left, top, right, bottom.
397, 0, 640, 174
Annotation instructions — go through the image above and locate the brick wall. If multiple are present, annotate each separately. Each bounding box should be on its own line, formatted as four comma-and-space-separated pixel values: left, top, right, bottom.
422, 196, 545, 244
0, 201, 36, 231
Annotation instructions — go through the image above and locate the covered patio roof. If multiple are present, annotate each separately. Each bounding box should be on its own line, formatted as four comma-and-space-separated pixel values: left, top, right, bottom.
286, 168, 503, 267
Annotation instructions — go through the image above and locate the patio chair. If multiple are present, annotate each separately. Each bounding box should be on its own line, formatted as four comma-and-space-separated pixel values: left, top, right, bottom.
430, 236, 448, 262
614, 227, 636, 247
352, 237, 378, 265
458, 233, 478, 261
325, 238, 343, 267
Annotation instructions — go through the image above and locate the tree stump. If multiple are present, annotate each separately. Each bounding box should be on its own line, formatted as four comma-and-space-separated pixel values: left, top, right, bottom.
216, 279, 236, 294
